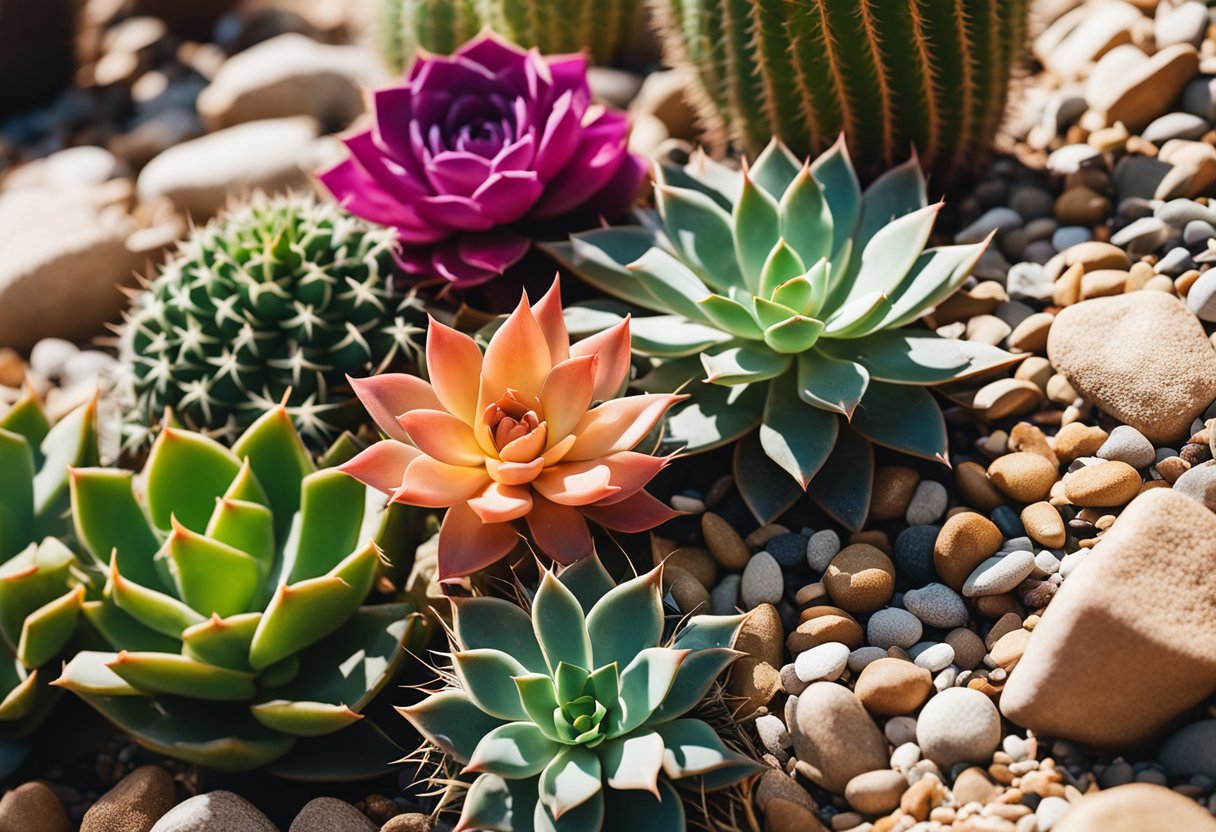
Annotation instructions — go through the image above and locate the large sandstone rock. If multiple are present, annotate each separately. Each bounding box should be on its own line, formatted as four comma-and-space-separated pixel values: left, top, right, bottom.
1053, 783, 1216, 831
136, 117, 333, 220
1047, 292, 1216, 443
1001, 489, 1216, 747
0, 188, 143, 350
197, 34, 385, 132
791, 683, 889, 793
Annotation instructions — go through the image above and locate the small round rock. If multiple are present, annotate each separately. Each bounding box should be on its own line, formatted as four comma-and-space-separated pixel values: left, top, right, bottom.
794, 641, 850, 683
916, 688, 1002, 768
946, 628, 986, 670
150, 791, 277, 832
855, 658, 933, 716
1062, 461, 1142, 507
912, 643, 955, 673
987, 452, 1059, 503
0, 782, 72, 832
867, 607, 923, 650
824, 544, 895, 613
1097, 425, 1156, 468
934, 512, 1003, 591
289, 798, 376, 832
845, 769, 908, 816
81, 765, 177, 832
741, 552, 784, 609
805, 529, 841, 572
902, 583, 969, 629
962, 550, 1036, 597
905, 480, 948, 525
766, 533, 808, 567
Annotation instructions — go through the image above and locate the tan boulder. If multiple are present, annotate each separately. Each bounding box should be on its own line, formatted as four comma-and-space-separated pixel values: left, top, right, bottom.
1001, 489, 1216, 747
1053, 783, 1216, 831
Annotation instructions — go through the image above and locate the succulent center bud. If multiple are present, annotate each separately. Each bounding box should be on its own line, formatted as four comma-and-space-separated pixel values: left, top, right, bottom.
437, 95, 514, 158
484, 390, 543, 453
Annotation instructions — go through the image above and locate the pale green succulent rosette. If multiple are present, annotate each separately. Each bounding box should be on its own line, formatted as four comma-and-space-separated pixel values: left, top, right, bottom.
401, 557, 761, 832
549, 138, 1021, 528
53, 405, 428, 774
0, 391, 98, 735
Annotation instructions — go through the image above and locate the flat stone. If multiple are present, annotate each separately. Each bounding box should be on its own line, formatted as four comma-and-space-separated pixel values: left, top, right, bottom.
288, 798, 375, 832
962, 550, 1037, 597
742, 552, 784, 609
792, 683, 889, 793
81, 765, 177, 832
1002, 489, 1216, 748
1053, 783, 1216, 831
1087, 44, 1201, 131
1047, 292, 1216, 444
1155, 0, 1210, 49
1037, 2, 1143, 79
149, 792, 277, 832
1142, 112, 1210, 144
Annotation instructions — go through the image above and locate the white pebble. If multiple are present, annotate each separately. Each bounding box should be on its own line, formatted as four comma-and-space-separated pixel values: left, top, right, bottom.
741, 552, 783, 609
755, 713, 791, 756
1036, 796, 1071, 831
890, 742, 922, 771
903, 583, 969, 628
1003, 734, 1030, 762
913, 643, 956, 673
867, 607, 923, 649
1032, 550, 1060, 576
962, 550, 1036, 597
934, 666, 958, 692
29, 337, 78, 379
905, 480, 948, 525
805, 529, 840, 572
917, 688, 1002, 768
794, 641, 850, 683
1059, 550, 1089, 579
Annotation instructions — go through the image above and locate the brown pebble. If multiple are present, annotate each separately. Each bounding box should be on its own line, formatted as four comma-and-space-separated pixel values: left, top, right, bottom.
934, 512, 1003, 591
1053, 262, 1084, 306
663, 565, 710, 614
1009, 422, 1059, 467
736, 603, 784, 667
727, 656, 781, 717
1061, 461, 1142, 506
987, 452, 1058, 503
1064, 241, 1132, 272
973, 379, 1045, 420
746, 523, 790, 550
764, 797, 828, 832
787, 611, 863, 653
1176, 269, 1202, 297
990, 628, 1031, 668
900, 777, 940, 822
657, 545, 717, 588
974, 593, 1025, 619
1015, 356, 1053, 390
365, 796, 400, 824
0, 782, 72, 832
870, 466, 920, 521
1021, 501, 1066, 548
946, 628, 987, 670
956, 461, 1007, 512
1053, 422, 1108, 464
855, 658, 933, 716
848, 530, 891, 555
1080, 269, 1128, 299
380, 813, 433, 832
702, 512, 750, 570
953, 767, 997, 805
1054, 186, 1110, 226
1156, 455, 1190, 484
794, 583, 827, 607
824, 545, 896, 613
81, 766, 177, 832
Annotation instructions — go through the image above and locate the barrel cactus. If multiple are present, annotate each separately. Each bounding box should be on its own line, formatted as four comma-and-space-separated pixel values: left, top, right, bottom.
651, 0, 1029, 182
0, 393, 97, 734
117, 193, 426, 453
54, 405, 427, 771
549, 140, 1020, 528
378, 0, 650, 74
401, 556, 761, 831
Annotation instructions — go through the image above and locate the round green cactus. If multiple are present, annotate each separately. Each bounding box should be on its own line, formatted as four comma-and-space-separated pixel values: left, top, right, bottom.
548, 140, 1021, 528
117, 193, 426, 453
0, 392, 98, 735
54, 405, 428, 772
400, 556, 761, 831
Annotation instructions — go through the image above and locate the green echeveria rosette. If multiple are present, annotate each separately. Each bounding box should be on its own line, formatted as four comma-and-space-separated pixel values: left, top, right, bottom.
548, 138, 1022, 529
0, 392, 98, 738
117, 193, 427, 454
401, 556, 761, 832
53, 405, 428, 774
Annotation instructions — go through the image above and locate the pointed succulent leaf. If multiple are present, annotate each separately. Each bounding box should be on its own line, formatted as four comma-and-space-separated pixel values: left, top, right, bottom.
654, 718, 757, 779
835, 204, 940, 311
248, 541, 379, 670
222, 458, 271, 506
628, 315, 734, 358
654, 377, 765, 455
655, 185, 744, 291
231, 406, 315, 538
762, 316, 825, 354
514, 673, 562, 741
780, 165, 834, 271
34, 398, 99, 534
604, 780, 685, 830
52, 651, 141, 696
467, 722, 559, 778
628, 248, 714, 324
608, 647, 688, 737
770, 274, 814, 319
107, 651, 258, 701
809, 137, 861, 261
647, 648, 741, 724
455, 649, 531, 721
823, 290, 887, 336
797, 350, 870, 418
673, 614, 748, 652
555, 662, 591, 704
759, 373, 838, 489
752, 297, 797, 331
662, 151, 740, 209
749, 140, 802, 199
0, 538, 75, 650
160, 520, 261, 618
534, 786, 602, 832
453, 597, 547, 673
458, 773, 529, 832
543, 230, 670, 315
17, 585, 84, 669
732, 170, 781, 293
856, 154, 929, 248
733, 431, 804, 524
0, 430, 34, 561
688, 760, 767, 791
250, 700, 362, 737
701, 344, 791, 386
758, 240, 807, 299
826, 330, 1021, 385
698, 295, 763, 340
0, 389, 50, 447
852, 382, 948, 463
586, 663, 619, 713
182, 612, 260, 672
316, 432, 363, 469
282, 469, 366, 583
540, 746, 602, 818
0, 663, 40, 722
532, 571, 591, 676
599, 728, 664, 793
81, 598, 179, 653
205, 499, 274, 578
144, 426, 242, 533
882, 243, 987, 330
70, 468, 161, 584
586, 568, 663, 672
110, 559, 206, 638
557, 556, 616, 615
398, 689, 505, 765
808, 427, 874, 531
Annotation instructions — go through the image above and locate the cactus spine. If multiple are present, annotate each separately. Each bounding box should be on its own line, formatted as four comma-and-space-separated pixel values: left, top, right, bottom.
652, 0, 1029, 183
378, 0, 652, 73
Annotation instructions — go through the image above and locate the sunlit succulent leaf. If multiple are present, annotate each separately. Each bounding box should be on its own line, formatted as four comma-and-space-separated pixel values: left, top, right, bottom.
628, 248, 714, 325
182, 612, 260, 672
608, 648, 687, 737
160, 522, 261, 619
281, 469, 366, 583
769, 274, 814, 320
110, 562, 206, 639
145, 427, 241, 533
655, 718, 758, 779
732, 171, 780, 293
881, 243, 987, 330
585, 569, 663, 672
797, 350, 870, 418
647, 648, 740, 725
809, 137, 861, 262
599, 728, 664, 793
453, 597, 548, 674
557, 556, 616, 615
82, 598, 180, 653
701, 344, 791, 386
822, 290, 887, 337
759, 371, 838, 489
69, 469, 161, 585
514, 673, 562, 742
0, 538, 75, 650
779, 165, 834, 271
555, 662, 591, 705
17, 585, 84, 669
825, 329, 1022, 385
222, 458, 271, 506
250, 700, 362, 737
532, 572, 592, 675
455, 649, 532, 721
459, 773, 526, 832
758, 239, 807, 299
851, 382, 948, 463
698, 295, 764, 340
855, 154, 928, 248
52, 651, 139, 696
749, 140, 802, 199
467, 721, 559, 778
658, 152, 738, 211
544, 230, 670, 315
0, 430, 34, 561
655, 185, 744, 291
231, 406, 315, 538
540, 746, 603, 818
33, 397, 99, 534
762, 316, 824, 354
0, 663, 40, 722
205, 499, 275, 579
399, 689, 506, 764
534, 785, 603, 832
628, 316, 734, 358
0, 389, 50, 448
107, 651, 258, 701
833, 204, 939, 312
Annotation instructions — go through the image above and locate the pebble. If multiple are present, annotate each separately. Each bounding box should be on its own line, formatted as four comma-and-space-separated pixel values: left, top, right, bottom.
894, 526, 940, 586
1035, 795, 1071, 831
905, 480, 948, 525
913, 642, 956, 673
794, 642, 851, 683
987, 452, 1059, 503
379, 816, 432, 832
917, 688, 1002, 769
289, 798, 375, 832
788, 610, 864, 653
756, 713, 792, 757
991, 628, 1032, 667
1061, 460, 1143, 506
81, 766, 177, 832
1159, 720, 1216, 780
1156, 1, 1210, 49
867, 608, 924, 650
1097, 425, 1156, 468
1142, 112, 1210, 144
1020, 502, 1066, 548
805, 529, 841, 573
792, 683, 890, 793
703, 512, 750, 570
1186, 269, 1216, 321
767, 533, 808, 567
848, 646, 889, 673
28, 337, 78, 380
0, 782, 72, 832
957, 207, 1024, 245
1174, 460, 1216, 511
963, 550, 1037, 597
903, 583, 969, 629
844, 770, 908, 816
741, 552, 784, 609
934, 512, 1004, 590
710, 573, 741, 615
1046, 143, 1101, 175
946, 628, 987, 670
737, 603, 784, 668
1007, 262, 1054, 301
1088, 44, 1201, 132
149, 792, 277, 832
855, 658, 933, 716
824, 545, 895, 613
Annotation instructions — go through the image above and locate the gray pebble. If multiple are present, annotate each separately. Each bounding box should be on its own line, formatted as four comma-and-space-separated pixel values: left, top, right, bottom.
805, 529, 840, 572
779, 662, 809, 696
848, 646, 888, 674
1184, 219, 1216, 245
1010, 185, 1056, 221
1156, 198, 1216, 227
710, 573, 741, 615
1051, 226, 1092, 251
1186, 269, 1216, 322
1174, 459, 1216, 511
903, 583, 969, 629
867, 607, 923, 650
1184, 75, 1216, 123
1023, 239, 1058, 265
1036, 795, 1071, 831
1110, 216, 1170, 256
1155, 246, 1195, 276
905, 480, 948, 525
962, 550, 1036, 597
1114, 155, 1173, 203
956, 207, 1023, 245
1159, 719, 1216, 780
1142, 112, 1210, 144
1033, 550, 1061, 576
741, 552, 783, 609
885, 716, 919, 747
1047, 143, 1100, 176
1097, 424, 1156, 468
1059, 550, 1090, 578
755, 713, 792, 756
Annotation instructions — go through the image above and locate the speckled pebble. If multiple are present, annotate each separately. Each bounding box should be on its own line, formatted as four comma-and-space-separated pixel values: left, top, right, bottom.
755, 713, 792, 757
905, 480, 948, 525
894, 525, 939, 586
1062, 460, 1143, 507
289, 798, 376, 832
902, 583, 969, 629
806, 529, 841, 572
913, 642, 956, 673
824, 544, 895, 613
916, 687, 1002, 768
1174, 459, 1216, 511
766, 533, 808, 568
946, 628, 986, 670
1097, 425, 1156, 468
741, 552, 784, 609
848, 646, 888, 673
794, 641, 850, 683
867, 607, 924, 650
962, 550, 1037, 597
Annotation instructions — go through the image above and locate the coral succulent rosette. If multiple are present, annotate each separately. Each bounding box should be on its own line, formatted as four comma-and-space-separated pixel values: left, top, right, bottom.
341, 281, 683, 580
318, 33, 647, 289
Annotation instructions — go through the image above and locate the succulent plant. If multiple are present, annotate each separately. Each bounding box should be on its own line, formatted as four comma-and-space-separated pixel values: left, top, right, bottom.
378, 0, 651, 74
340, 279, 683, 583
649, 0, 1029, 183
53, 405, 428, 772
401, 555, 761, 831
117, 193, 426, 453
0, 392, 97, 733
549, 139, 1020, 528
319, 33, 646, 290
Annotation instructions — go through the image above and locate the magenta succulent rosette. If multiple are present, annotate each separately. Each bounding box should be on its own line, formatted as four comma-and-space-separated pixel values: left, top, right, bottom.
318, 33, 647, 289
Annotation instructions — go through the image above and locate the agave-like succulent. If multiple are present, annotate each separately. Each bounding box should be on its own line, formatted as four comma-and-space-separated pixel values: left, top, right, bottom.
53, 405, 428, 772
0, 392, 97, 733
340, 279, 684, 583
401, 556, 761, 831
549, 139, 1019, 528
